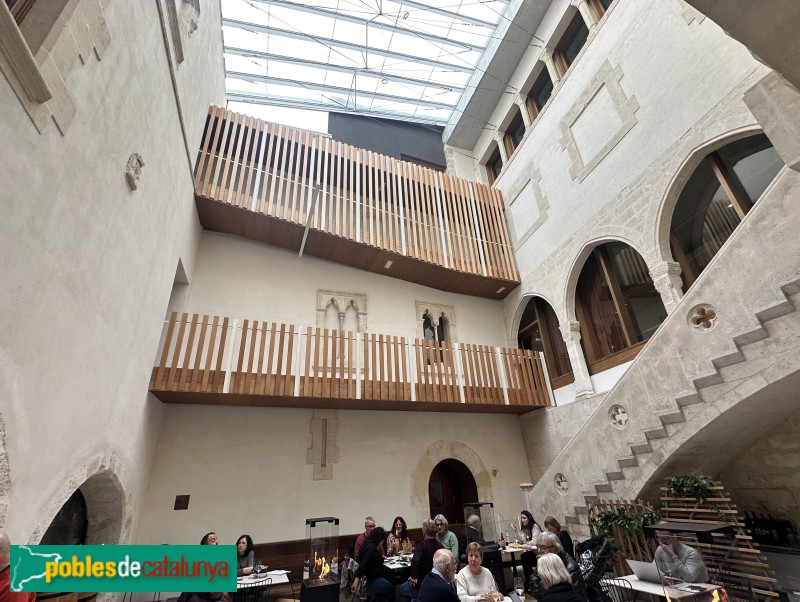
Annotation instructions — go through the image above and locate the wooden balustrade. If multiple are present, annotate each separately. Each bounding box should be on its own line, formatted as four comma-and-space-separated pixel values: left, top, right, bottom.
150, 312, 551, 413
193, 107, 520, 298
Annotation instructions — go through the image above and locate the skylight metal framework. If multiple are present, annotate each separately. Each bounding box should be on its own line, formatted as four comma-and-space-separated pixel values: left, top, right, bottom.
222, 0, 510, 125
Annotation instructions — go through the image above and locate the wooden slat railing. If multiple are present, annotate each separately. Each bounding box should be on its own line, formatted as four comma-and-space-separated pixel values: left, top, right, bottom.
151, 312, 552, 410
194, 106, 519, 282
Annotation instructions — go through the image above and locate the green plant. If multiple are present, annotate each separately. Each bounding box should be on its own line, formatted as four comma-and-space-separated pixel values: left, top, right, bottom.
589, 507, 662, 541
666, 474, 715, 504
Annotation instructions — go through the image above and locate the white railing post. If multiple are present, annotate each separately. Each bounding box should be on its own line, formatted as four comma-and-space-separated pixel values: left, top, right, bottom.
433, 172, 449, 269
250, 125, 268, 212
396, 160, 407, 256
294, 328, 303, 397
496, 348, 510, 405
222, 318, 239, 394
468, 182, 489, 277
355, 332, 362, 400
538, 351, 556, 406
453, 343, 466, 404
408, 338, 416, 402
355, 150, 362, 243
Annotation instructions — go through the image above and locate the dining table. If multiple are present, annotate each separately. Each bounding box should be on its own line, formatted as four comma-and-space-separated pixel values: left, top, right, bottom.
500, 543, 536, 579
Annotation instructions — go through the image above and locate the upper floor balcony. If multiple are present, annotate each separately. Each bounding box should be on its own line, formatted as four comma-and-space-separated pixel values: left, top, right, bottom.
149, 311, 552, 413
193, 107, 520, 298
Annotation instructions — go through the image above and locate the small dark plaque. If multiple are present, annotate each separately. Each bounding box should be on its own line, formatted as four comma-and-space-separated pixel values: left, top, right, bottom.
174, 495, 190, 510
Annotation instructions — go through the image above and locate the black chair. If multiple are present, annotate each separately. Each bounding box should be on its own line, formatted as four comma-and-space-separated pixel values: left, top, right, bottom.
599, 577, 635, 602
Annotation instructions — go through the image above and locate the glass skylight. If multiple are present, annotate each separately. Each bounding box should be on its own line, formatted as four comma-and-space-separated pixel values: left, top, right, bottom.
222, 0, 509, 125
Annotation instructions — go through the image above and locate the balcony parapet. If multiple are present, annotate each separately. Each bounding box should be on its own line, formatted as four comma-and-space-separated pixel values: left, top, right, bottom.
150, 311, 552, 413
193, 106, 520, 298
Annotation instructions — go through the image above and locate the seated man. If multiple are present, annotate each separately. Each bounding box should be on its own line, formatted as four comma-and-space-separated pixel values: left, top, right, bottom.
400, 519, 443, 602
654, 529, 709, 583
529, 532, 586, 601
416, 549, 459, 602
355, 516, 385, 560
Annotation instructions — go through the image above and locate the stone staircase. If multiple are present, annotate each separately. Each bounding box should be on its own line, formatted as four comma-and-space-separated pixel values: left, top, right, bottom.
527, 166, 800, 538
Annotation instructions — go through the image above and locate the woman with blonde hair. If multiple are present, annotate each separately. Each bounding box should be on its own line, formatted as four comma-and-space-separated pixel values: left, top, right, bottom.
535, 554, 583, 602
455, 543, 498, 602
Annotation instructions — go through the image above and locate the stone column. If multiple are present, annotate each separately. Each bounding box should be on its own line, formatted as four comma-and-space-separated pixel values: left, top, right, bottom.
515, 93, 532, 128
650, 260, 684, 314
543, 48, 561, 87
574, 0, 598, 33
494, 132, 509, 162
519, 482, 534, 512
560, 320, 594, 398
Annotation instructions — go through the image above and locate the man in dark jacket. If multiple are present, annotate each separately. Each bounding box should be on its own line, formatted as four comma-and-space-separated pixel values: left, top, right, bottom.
530, 532, 587, 601
416, 549, 459, 602
400, 519, 443, 602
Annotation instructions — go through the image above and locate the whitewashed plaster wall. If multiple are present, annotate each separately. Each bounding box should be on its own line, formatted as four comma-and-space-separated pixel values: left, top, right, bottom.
136, 404, 531, 544
180, 231, 512, 348
0, 0, 225, 542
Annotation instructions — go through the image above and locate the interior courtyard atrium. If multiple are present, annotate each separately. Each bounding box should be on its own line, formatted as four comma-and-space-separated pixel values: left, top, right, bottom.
2, 0, 800, 598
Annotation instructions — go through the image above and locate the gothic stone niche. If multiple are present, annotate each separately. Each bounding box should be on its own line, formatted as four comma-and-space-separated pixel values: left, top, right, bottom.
415, 301, 458, 342
316, 290, 367, 332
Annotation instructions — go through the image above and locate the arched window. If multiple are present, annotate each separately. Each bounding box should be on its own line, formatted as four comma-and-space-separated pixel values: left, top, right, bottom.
517, 297, 573, 388
670, 134, 783, 291
437, 314, 449, 343
575, 242, 667, 373
423, 312, 436, 342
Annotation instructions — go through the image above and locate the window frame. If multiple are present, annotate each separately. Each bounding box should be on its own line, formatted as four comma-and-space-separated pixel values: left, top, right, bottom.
525, 68, 554, 122
486, 146, 503, 184
518, 297, 574, 388
553, 12, 590, 77
503, 110, 526, 158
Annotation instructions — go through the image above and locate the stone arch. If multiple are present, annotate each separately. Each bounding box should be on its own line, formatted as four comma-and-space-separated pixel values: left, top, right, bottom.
0, 413, 10, 528
28, 452, 130, 545
409, 440, 493, 525
654, 125, 764, 264
563, 234, 651, 321
508, 291, 560, 344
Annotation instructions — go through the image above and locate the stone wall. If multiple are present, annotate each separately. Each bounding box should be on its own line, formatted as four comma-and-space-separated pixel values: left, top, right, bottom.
722, 410, 800, 527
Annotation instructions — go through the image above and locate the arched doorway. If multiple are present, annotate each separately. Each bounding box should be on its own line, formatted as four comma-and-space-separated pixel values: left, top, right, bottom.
428, 459, 478, 524
517, 296, 573, 389
40, 490, 88, 544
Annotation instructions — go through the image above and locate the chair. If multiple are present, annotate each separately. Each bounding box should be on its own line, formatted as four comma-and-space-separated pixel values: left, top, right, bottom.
599, 577, 636, 602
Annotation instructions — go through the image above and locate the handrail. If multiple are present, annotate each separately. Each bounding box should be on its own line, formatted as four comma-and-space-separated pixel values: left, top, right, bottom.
193, 106, 519, 282
150, 312, 551, 409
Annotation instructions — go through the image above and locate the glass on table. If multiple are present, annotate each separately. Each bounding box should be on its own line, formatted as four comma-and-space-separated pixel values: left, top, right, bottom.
514, 577, 525, 602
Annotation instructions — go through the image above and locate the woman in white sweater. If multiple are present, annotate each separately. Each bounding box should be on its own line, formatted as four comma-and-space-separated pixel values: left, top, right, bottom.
456, 542, 499, 602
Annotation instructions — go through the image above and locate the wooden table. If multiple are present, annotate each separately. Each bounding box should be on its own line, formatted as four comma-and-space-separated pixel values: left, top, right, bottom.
601, 575, 722, 600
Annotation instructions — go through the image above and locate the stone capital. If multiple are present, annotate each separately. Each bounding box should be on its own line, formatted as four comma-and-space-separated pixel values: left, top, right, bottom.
649, 261, 684, 314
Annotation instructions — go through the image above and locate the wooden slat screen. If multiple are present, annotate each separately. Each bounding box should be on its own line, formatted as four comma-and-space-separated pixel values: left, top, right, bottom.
362, 333, 410, 400
150, 312, 552, 409
229, 320, 295, 396
194, 107, 519, 280
588, 499, 656, 577
150, 311, 228, 393
302, 327, 356, 399
460, 344, 503, 404
660, 479, 778, 602
414, 339, 458, 403
500, 348, 549, 406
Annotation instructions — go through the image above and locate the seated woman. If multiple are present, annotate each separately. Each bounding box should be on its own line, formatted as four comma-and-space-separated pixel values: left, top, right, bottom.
353, 527, 394, 602
455, 543, 498, 602
544, 517, 573, 558
434, 514, 459, 558
517, 511, 543, 589
236, 534, 255, 576
386, 516, 413, 556
536, 554, 584, 602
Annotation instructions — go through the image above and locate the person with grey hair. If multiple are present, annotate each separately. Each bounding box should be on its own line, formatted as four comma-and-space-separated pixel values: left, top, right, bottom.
417, 549, 459, 602
654, 527, 709, 583
435, 514, 459, 558
536, 554, 583, 602
355, 516, 383, 560
400, 519, 443, 602
530, 532, 586, 601
1, 531, 36, 602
